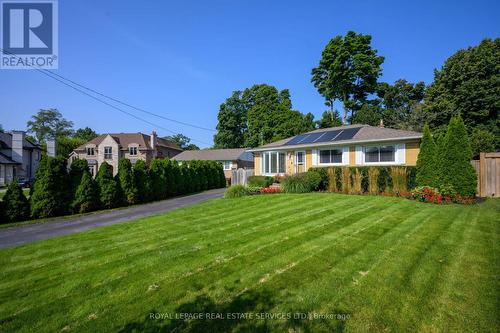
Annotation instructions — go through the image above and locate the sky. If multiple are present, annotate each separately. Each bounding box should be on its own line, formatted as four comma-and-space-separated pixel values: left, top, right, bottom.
0, 0, 499, 147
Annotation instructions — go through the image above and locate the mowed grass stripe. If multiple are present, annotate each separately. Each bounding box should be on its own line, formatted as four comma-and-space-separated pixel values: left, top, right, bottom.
0, 195, 497, 333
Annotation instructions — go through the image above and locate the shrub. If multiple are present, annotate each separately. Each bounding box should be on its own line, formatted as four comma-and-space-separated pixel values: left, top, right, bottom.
149, 159, 167, 200
350, 168, 363, 194
327, 167, 342, 192
416, 124, 437, 187
118, 158, 138, 205
308, 168, 328, 191
367, 167, 379, 195
133, 160, 151, 203
377, 167, 392, 194
406, 166, 417, 190
72, 171, 99, 213
246, 186, 263, 195
248, 176, 273, 188
216, 162, 227, 188
439, 115, 477, 197
224, 185, 249, 198
68, 159, 89, 206
282, 173, 315, 193
341, 168, 351, 194
305, 170, 323, 191
95, 162, 122, 209
31, 156, 70, 218
411, 186, 443, 204
391, 167, 407, 195
2, 180, 29, 222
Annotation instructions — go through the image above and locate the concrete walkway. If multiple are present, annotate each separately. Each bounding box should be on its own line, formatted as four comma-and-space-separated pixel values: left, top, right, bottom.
0, 188, 225, 249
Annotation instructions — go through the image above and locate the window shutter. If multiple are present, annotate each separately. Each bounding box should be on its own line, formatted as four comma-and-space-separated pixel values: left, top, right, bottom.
311, 149, 317, 166
342, 147, 349, 165
355, 146, 363, 165
396, 143, 406, 164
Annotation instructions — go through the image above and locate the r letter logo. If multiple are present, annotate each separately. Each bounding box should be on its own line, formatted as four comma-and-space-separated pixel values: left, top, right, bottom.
1, 0, 58, 69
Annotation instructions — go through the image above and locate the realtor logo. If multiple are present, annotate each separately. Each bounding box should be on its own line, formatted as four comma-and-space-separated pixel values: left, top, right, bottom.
1, 0, 58, 69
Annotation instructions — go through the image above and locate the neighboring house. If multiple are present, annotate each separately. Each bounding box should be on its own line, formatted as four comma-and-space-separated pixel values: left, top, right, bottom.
0, 131, 42, 186
68, 131, 182, 176
248, 124, 422, 177
172, 148, 254, 178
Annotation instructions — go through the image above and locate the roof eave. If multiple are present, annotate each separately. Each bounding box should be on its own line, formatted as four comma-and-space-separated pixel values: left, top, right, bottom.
247, 135, 422, 152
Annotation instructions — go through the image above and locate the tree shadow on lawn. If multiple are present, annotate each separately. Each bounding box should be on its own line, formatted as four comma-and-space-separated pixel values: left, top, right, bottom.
118, 287, 348, 333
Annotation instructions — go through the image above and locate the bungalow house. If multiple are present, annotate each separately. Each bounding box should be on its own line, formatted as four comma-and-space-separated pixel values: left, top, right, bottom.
172, 148, 254, 179
248, 124, 422, 176
68, 131, 182, 176
0, 131, 42, 186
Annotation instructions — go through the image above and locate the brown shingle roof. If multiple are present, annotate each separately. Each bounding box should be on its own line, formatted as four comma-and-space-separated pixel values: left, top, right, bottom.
172, 148, 250, 161
250, 124, 421, 151
75, 133, 181, 151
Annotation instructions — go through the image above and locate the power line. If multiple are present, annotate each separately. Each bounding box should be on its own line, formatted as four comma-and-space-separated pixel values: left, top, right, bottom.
1, 49, 213, 145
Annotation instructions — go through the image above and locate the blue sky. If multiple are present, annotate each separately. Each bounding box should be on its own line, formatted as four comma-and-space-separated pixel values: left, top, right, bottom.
1, 0, 499, 147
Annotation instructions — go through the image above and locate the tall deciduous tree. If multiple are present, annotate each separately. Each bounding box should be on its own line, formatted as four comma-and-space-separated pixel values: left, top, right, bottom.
415, 124, 437, 187
163, 134, 199, 150
311, 31, 384, 124
425, 38, 499, 151
214, 85, 315, 148
73, 127, 98, 142
26, 109, 74, 143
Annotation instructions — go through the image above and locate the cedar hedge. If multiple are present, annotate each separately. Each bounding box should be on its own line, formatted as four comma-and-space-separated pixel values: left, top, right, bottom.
0, 157, 226, 224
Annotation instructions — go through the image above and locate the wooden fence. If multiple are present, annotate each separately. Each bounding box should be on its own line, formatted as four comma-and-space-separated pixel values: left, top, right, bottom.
231, 168, 254, 186
471, 152, 500, 197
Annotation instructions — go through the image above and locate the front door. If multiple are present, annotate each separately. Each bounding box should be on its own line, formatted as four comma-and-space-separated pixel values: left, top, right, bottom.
295, 151, 305, 173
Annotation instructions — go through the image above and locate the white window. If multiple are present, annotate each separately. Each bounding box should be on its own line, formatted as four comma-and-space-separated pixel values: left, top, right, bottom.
86, 147, 95, 156
262, 152, 286, 175
129, 147, 138, 156
318, 149, 343, 164
104, 146, 112, 159
364, 145, 395, 163
222, 161, 232, 170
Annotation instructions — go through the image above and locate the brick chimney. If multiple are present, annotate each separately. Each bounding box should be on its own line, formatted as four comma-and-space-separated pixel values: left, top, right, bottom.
46, 138, 56, 157
11, 130, 24, 164
150, 130, 157, 157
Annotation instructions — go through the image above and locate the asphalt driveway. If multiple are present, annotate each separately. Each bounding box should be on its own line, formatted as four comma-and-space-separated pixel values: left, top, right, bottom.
0, 188, 225, 249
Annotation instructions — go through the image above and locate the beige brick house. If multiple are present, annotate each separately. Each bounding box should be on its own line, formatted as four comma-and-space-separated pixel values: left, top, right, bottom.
68, 131, 181, 176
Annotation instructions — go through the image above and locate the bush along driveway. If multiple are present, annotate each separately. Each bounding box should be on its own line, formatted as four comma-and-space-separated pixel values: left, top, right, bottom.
0, 188, 225, 249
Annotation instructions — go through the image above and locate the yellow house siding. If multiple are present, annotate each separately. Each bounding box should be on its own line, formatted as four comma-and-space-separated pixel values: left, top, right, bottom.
349, 145, 356, 166
306, 150, 312, 171
405, 141, 420, 166
286, 151, 294, 174
254, 153, 261, 175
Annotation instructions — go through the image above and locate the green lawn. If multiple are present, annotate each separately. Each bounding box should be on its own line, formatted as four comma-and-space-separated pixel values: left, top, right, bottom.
0, 194, 498, 332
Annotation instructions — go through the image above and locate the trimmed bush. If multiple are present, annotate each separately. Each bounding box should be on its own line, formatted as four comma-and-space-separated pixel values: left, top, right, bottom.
68, 159, 89, 206
133, 160, 151, 203
72, 171, 99, 213
149, 159, 167, 200
31, 156, 70, 218
248, 176, 274, 188
377, 167, 392, 194
368, 167, 380, 195
2, 180, 29, 222
224, 185, 249, 198
391, 166, 408, 195
439, 115, 477, 197
416, 124, 437, 187
282, 173, 317, 193
118, 158, 138, 205
308, 168, 328, 191
95, 162, 122, 209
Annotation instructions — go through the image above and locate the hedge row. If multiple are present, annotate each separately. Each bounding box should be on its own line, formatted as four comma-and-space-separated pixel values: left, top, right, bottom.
308, 166, 416, 196
0, 156, 226, 224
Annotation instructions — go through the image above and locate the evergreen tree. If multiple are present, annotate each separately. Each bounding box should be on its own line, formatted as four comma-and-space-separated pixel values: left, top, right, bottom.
95, 162, 122, 209
72, 171, 99, 213
180, 162, 192, 194
2, 180, 30, 222
31, 156, 70, 218
216, 162, 226, 188
133, 160, 151, 203
149, 159, 167, 200
440, 115, 477, 197
68, 159, 89, 207
416, 124, 437, 187
118, 158, 138, 205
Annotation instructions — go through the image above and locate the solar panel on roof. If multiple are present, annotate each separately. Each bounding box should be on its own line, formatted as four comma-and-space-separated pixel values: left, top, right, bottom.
315, 130, 342, 142
285, 134, 308, 145
333, 127, 361, 141
298, 132, 324, 144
